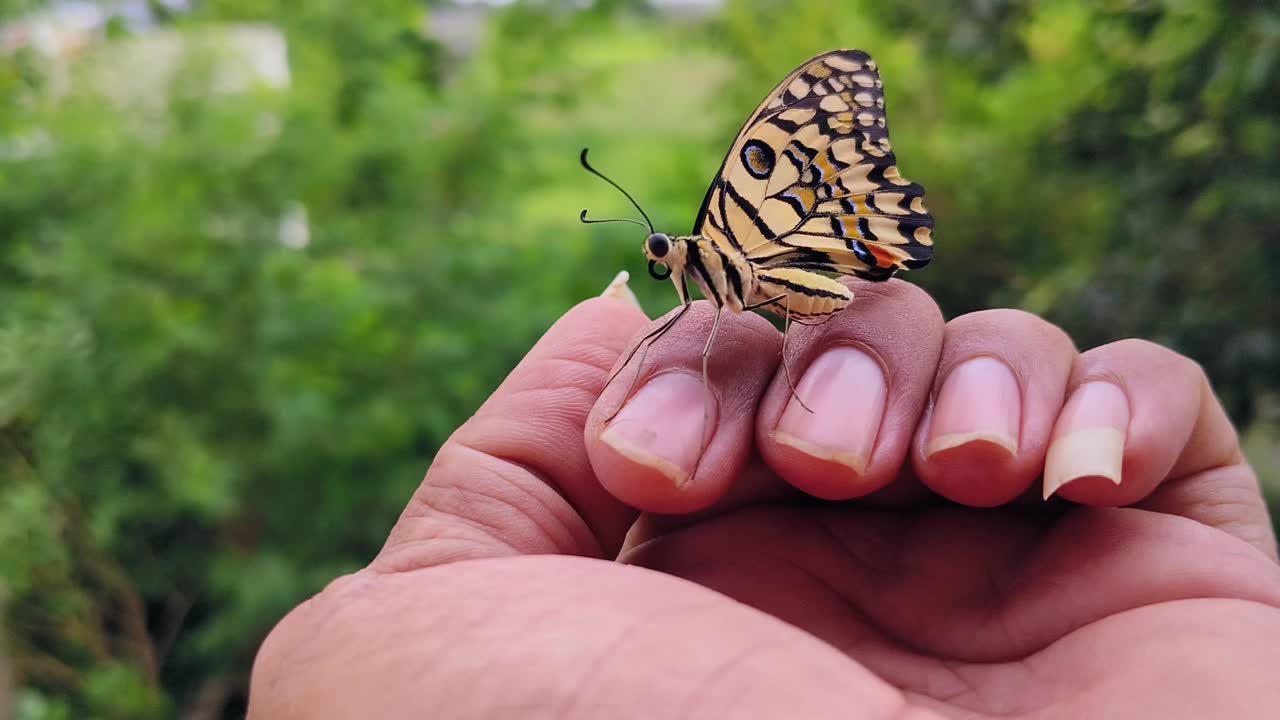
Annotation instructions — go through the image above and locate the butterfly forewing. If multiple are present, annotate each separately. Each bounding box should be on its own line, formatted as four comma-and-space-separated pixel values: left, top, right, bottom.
695, 49, 934, 291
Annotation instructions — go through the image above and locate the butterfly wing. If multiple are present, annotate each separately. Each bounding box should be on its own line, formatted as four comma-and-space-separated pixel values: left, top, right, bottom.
695, 49, 934, 283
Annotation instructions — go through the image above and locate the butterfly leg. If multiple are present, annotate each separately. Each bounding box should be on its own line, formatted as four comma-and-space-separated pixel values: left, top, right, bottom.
690, 304, 724, 485
780, 302, 815, 413
604, 301, 692, 423
743, 294, 814, 414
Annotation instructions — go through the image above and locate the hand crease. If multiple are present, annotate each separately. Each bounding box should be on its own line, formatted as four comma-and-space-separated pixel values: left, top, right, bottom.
451, 439, 602, 556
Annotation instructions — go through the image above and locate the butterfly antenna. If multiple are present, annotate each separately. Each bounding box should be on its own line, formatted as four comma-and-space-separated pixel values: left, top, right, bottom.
579, 210, 649, 229
578, 148, 655, 233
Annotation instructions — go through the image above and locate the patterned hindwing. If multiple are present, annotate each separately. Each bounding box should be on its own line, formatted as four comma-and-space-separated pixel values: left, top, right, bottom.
695, 49, 934, 283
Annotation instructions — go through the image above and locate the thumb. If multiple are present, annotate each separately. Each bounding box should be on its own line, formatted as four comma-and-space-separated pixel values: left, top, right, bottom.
376, 273, 650, 571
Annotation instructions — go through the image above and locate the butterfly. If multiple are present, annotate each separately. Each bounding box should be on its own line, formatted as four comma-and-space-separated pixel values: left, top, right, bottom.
581, 49, 934, 423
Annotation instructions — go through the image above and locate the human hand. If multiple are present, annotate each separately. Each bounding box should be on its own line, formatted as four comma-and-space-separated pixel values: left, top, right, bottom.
248, 277, 1280, 719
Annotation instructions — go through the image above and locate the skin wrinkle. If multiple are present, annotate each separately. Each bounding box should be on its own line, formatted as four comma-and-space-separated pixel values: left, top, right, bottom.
678, 639, 779, 717
381, 472, 560, 569
556, 599, 728, 718
398, 480, 517, 543
452, 440, 600, 556
939, 655, 1051, 719
816, 509, 912, 582
1141, 466, 1278, 561
482, 454, 602, 555
820, 508, 1038, 659
479, 336, 634, 423
1178, 373, 1246, 474
903, 691, 985, 720
415, 471, 542, 552
558, 320, 650, 376
974, 520, 1062, 656
763, 540, 923, 660
526, 353, 614, 395
500, 384, 597, 428
474, 334, 627, 423
740, 548, 966, 720
977, 564, 1026, 659
408, 441, 597, 559
934, 659, 992, 718
377, 520, 518, 570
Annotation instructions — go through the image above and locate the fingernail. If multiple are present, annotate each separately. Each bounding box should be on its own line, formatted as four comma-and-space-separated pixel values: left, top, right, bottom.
600, 373, 710, 487
600, 270, 642, 310
926, 357, 1020, 458
1043, 381, 1129, 499
774, 347, 886, 475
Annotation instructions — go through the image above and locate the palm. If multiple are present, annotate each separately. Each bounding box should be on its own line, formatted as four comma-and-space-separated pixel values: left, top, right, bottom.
613, 494, 1279, 716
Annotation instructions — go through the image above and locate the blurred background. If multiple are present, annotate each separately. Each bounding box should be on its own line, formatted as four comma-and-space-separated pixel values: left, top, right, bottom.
1, 0, 1277, 717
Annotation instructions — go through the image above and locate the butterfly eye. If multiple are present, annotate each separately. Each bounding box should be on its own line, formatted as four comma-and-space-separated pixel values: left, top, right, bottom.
646, 233, 671, 258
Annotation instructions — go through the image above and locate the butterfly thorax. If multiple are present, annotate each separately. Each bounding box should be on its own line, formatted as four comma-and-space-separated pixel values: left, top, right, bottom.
645, 232, 756, 313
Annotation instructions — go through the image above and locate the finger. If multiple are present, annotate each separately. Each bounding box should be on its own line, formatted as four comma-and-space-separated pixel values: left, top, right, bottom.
375, 279, 650, 572
754, 279, 945, 500
913, 310, 1077, 507
1045, 339, 1275, 557
585, 301, 782, 514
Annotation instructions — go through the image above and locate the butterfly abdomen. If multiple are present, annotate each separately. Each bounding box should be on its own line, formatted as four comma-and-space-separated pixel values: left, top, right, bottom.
752, 267, 853, 320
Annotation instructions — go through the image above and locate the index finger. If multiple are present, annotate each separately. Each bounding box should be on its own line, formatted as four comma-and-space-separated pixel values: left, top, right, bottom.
376, 279, 650, 571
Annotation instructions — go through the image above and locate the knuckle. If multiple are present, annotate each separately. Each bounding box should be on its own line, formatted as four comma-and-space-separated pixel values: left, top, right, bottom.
892, 279, 945, 327
944, 308, 1075, 355
1101, 337, 1166, 358
845, 277, 945, 332
1083, 338, 1206, 387
1105, 337, 1198, 370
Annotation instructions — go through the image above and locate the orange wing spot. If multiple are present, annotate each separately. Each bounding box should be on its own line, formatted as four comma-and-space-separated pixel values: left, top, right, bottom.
867, 243, 901, 266
746, 145, 771, 173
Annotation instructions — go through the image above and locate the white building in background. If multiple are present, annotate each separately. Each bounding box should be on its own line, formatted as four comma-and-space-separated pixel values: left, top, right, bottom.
427, 0, 723, 56
0, 0, 192, 58
2, 1, 301, 248
1, 1, 287, 99
82, 23, 290, 104
3, 0, 718, 247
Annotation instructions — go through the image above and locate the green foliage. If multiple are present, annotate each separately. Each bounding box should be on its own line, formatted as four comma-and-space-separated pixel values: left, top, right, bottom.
0, 0, 1276, 716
